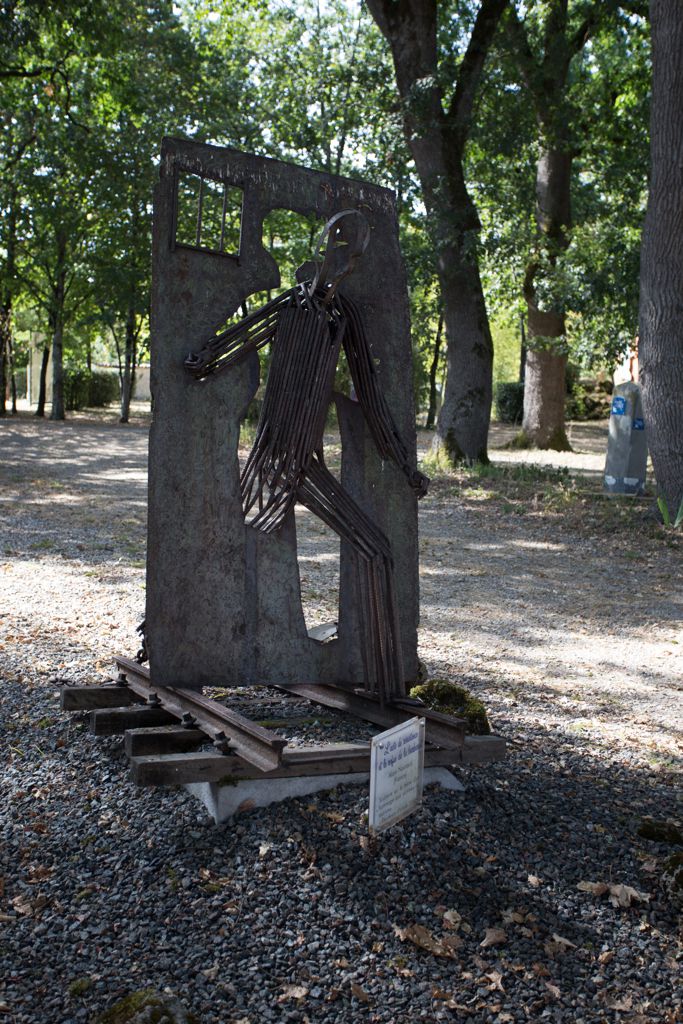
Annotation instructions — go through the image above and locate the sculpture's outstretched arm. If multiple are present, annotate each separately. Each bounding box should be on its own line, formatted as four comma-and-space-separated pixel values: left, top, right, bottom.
338, 293, 429, 498
184, 288, 296, 380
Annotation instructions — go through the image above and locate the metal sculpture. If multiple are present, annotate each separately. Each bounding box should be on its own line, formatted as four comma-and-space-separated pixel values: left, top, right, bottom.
185, 210, 429, 705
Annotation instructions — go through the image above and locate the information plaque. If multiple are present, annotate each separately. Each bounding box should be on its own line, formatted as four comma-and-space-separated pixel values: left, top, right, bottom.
369, 717, 426, 833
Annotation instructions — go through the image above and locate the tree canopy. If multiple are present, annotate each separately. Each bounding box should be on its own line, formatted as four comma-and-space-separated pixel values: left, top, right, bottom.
0, 0, 659, 468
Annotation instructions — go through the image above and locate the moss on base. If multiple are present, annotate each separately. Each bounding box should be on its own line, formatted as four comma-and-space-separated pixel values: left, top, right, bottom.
95, 989, 198, 1024
410, 678, 491, 735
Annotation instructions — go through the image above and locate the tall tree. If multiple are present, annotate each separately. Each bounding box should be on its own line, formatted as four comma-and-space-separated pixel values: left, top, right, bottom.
365, 0, 508, 465
639, 0, 683, 516
504, 1, 648, 448
504, 1, 596, 449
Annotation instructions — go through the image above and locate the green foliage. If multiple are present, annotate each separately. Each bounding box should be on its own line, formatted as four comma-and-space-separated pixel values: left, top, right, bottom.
495, 382, 524, 424
63, 368, 118, 410
410, 678, 491, 735
0, 0, 653, 429
657, 496, 683, 530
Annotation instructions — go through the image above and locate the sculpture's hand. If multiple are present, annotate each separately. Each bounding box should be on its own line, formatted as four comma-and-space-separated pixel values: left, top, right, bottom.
407, 467, 430, 499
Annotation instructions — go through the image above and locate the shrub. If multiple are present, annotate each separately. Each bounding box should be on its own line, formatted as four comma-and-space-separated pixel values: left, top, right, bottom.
63, 368, 119, 410
495, 381, 524, 424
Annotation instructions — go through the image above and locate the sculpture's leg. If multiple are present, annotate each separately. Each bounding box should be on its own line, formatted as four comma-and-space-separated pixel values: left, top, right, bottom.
297, 453, 405, 704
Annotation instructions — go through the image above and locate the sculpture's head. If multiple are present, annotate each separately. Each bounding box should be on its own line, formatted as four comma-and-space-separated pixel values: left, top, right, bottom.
310, 209, 370, 303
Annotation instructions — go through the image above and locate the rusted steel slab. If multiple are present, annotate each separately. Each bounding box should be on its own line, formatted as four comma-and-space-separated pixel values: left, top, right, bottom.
115, 657, 286, 772
130, 743, 458, 787
90, 706, 176, 736
60, 686, 144, 711
275, 682, 465, 750
124, 726, 206, 757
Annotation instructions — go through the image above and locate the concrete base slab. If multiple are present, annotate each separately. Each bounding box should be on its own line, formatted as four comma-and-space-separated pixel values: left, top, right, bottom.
186, 766, 465, 824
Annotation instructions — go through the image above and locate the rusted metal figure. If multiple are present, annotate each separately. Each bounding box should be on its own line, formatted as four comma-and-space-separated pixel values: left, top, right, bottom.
185, 210, 428, 704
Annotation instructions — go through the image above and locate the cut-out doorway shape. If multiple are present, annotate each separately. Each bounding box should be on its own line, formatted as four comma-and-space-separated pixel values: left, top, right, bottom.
147, 137, 420, 695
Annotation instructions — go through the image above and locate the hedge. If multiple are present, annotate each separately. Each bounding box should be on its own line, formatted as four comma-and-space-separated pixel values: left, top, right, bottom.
64, 368, 119, 411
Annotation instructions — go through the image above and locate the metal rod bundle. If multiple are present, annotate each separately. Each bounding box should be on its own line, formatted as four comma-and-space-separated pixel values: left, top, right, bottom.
184, 213, 428, 704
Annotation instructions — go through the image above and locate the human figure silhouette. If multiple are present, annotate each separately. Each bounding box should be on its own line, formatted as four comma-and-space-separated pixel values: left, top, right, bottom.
185, 210, 428, 703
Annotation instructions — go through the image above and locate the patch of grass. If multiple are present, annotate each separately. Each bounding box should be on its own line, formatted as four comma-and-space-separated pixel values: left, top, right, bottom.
30, 538, 55, 550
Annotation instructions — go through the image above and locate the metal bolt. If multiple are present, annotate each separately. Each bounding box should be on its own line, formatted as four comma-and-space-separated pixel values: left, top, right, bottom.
181, 712, 197, 729
115, 672, 128, 688
213, 730, 232, 754
147, 692, 161, 707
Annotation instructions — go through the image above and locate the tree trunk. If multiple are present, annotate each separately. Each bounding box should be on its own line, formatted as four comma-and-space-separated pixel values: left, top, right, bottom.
425, 311, 443, 430
8, 332, 17, 413
50, 258, 67, 422
35, 345, 50, 417
437, 242, 493, 462
366, 0, 506, 465
50, 313, 65, 420
519, 315, 526, 382
0, 304, 9, 417
1, 194, 18, 418
522, 348, 569, 450
639, 0, 683, 516
120, 300, 137, 424
521, 146, 572, 450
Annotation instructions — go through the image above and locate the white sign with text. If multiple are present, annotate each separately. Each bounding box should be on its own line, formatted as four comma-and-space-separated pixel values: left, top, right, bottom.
369, 716, 426, 833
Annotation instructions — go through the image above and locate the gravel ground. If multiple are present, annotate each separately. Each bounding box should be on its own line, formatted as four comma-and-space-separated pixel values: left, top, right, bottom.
1, 413, 681, 1024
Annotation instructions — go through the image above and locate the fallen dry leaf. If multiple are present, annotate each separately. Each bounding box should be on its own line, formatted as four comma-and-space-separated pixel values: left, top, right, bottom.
544, 934, 577, 958
608, 994, 633, 1012
501, 908, 525, 925
485, 970, 505, 993
577, 880, 609, 896
442, 909, 462, 931
528, 874, 542, 888
545, 981, 561, 1000
598, 950, 615, 965
27, 865, 53, 883
11, 894, 47, 918
258, 843, 272, 858
608, 884, 649, 908
277, 984, 308, 1003
349, 982, 371, 1003
322, 811, 345, 823
394, 923, 459, 959
480, 927, 507, 949
577, 880, 650, 908
431, 988, 470, 1011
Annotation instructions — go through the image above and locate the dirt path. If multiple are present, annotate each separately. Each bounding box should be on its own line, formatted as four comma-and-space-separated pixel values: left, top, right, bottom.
1, 415, 680, 762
